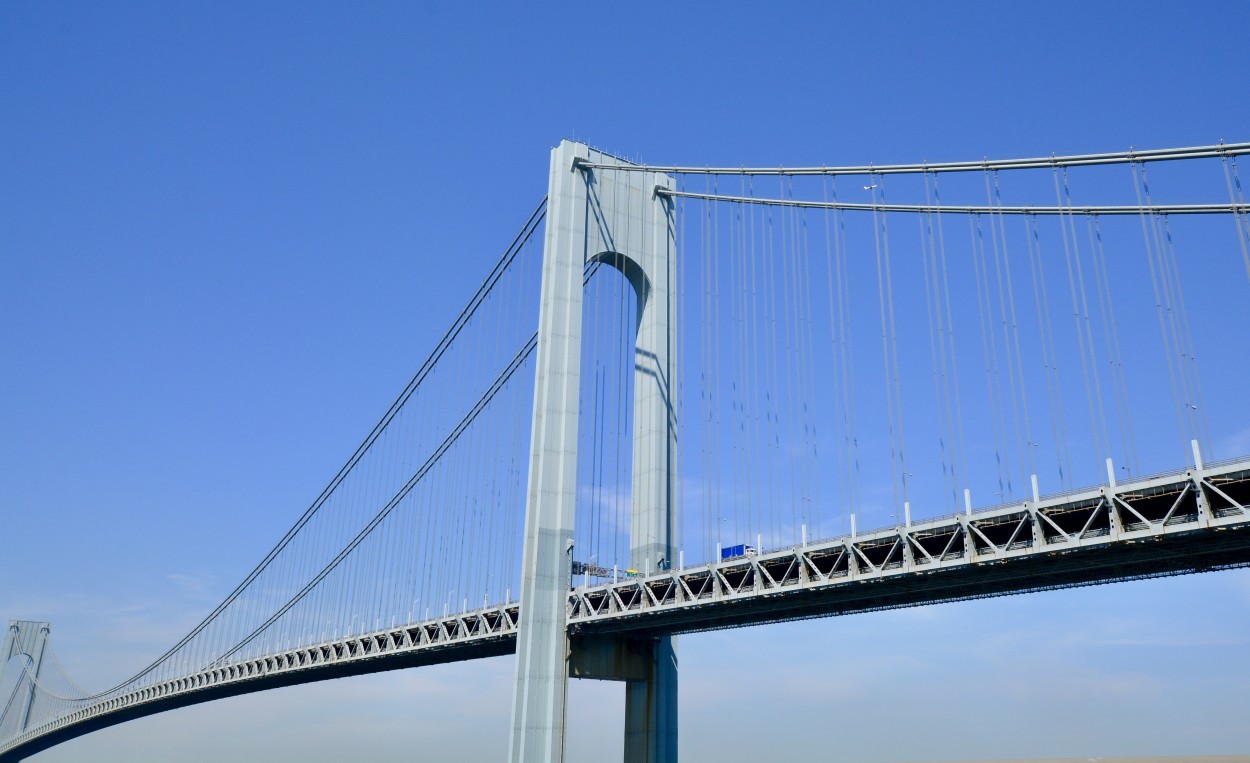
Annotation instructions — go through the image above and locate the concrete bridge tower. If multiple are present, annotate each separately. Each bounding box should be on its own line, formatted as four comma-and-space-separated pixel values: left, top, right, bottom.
3, 621, 51, 735
509, 141, 678, 763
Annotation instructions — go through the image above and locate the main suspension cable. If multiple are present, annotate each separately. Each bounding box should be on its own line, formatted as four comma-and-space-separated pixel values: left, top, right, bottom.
580, 143, 1250, 176
28, 197, 549, 700
655, 189, 1248, 216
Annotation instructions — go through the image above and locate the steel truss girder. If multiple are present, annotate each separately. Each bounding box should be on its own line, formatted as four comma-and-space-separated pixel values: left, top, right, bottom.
7, 460, 1250, 762
0, 604, 521, 762
566, 460, 1250, 635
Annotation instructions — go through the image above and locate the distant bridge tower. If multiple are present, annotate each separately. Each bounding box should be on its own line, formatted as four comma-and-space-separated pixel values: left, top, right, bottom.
510, 141, 678, 763
3, 622, 51, 735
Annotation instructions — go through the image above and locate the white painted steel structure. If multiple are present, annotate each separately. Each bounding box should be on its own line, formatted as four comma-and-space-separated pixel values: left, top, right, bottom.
0, 607, 521, 760
567, 455, 1250, 634
4, 140, 1250, 763
5, 455, 1248, 762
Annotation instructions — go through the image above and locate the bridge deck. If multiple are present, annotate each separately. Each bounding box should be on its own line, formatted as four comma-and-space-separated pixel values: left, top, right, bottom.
5, 458, 1249, 762
569, 458, 1250, 635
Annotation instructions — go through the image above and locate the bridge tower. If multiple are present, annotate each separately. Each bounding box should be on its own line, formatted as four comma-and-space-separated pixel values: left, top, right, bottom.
510, 141, 678, 763
3, 621, 51, 735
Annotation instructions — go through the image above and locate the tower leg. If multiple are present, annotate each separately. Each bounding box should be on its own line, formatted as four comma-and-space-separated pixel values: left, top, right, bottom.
624, 153, 679, 761
3, 621, 51, 734
624, 635, 678, 763
508, 141, 588, 763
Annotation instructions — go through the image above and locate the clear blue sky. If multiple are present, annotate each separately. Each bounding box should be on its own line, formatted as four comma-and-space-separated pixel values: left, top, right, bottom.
2, 2, 1248, 761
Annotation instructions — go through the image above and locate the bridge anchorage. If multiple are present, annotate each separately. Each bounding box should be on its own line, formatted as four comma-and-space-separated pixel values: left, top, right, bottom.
4, 139, 1250, 762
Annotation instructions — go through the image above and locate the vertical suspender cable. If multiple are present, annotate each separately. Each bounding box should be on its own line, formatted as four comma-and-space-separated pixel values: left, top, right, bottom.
836, 180, 860, 531
969, 212, 1009, 499
1085, 215, 1139, 474
871, 175, 908, 520
1059, 169, 1111, 464
820, 178, 841, 534
920, 172, 953, 511
735, 191, 755, 549
1159, 215, 1213, 455
675, 185, 688, 564
932, 174, 968, 510
1026, 214, 1072, 487
1131, 161, 1191, 460
782, 177, 803, 538
798, 200, 822, 537
729, 191, 747, 548
987, 170, 1032, 494
1220, 151, 1250, 283
763, 199, 782, 544
748, 180, 768, 545
696, 182, 710, 560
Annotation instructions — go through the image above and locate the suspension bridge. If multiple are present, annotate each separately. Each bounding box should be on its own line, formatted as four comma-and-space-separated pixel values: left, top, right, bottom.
4, 140, 1250, 762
